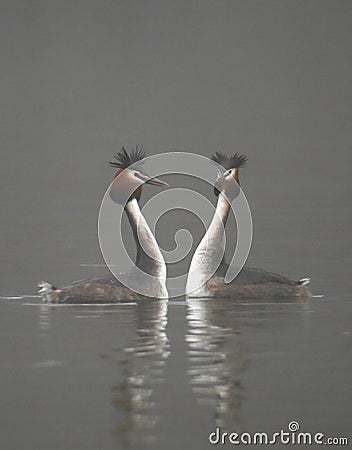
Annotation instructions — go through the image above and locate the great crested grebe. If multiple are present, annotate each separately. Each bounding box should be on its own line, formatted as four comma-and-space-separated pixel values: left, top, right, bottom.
186, 152, 311, 299
38, 148, 168, 303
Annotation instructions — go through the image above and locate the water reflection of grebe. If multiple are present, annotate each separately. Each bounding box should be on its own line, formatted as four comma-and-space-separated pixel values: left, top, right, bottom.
186, 299, 247, 431
38, 148, 168, 303
111, 300, 169, 446
187, 153, 311, 299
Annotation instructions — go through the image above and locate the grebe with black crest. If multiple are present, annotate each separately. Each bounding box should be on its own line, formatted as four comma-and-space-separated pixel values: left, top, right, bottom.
186, 152, 311, 299
38, 148, 168, 303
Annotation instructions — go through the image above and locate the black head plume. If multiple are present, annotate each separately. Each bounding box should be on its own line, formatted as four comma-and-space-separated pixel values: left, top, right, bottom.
211, 151, 248, 170
109, 146, 146, 169
211, 152, 247, 197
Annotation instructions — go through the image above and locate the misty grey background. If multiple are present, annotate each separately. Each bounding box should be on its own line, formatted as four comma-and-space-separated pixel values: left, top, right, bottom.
1, 1, 351, 449
1, 0, 351, 294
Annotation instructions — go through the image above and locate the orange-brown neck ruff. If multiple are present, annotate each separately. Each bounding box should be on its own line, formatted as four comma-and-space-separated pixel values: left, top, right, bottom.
112, 168, 142, 202
214, 169, 241, 198
234, 168, 240, 185
113, 168, 123, 178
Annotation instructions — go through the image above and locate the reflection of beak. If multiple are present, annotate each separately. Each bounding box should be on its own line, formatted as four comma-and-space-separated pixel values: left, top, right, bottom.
137, 172, 169, 187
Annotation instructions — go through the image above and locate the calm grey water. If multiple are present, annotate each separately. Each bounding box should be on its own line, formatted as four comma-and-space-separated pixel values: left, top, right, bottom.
0, 292, 351, 449
1, 1, 351, 449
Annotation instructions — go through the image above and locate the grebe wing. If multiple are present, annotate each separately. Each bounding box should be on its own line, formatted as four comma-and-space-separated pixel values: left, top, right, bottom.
234, 267, 297, 285
70, 276, 121, 287
203, 263, 310, 299
39, 276, 142, 303
215, 262, 297, 285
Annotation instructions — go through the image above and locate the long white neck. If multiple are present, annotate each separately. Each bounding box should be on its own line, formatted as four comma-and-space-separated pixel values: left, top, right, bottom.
125, 198, 167, 282
186, 194, 230, 296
